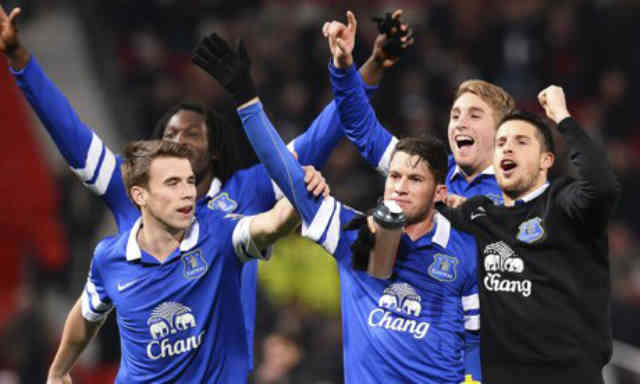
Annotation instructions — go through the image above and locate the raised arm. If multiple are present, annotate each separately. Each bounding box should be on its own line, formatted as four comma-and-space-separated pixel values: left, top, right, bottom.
47, 297, 106, 384
324, 11, 413, 174
538, 86, 621, 227
0, 5, 134, 228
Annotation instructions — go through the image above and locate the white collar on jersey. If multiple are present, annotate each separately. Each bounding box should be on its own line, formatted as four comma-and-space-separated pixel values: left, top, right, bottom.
516, 182, 550, 204
449, 164, 495, 181
432, 212, 452, 248
126, 217, 200, 261
205, 178, 223, 199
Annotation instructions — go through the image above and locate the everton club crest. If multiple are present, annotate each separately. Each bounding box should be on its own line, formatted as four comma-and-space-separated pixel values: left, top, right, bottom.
208, 192, 238, 213
428, 253, 458, 282
182, 249, 208, 280
517, 217, 545, 244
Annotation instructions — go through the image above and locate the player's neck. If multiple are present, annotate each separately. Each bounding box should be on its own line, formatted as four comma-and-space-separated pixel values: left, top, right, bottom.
403, 210, 436, 241
502, 176, 549, 207
137, 215, 184, 263
196, 171, 215, 200
461, 160, 491, 183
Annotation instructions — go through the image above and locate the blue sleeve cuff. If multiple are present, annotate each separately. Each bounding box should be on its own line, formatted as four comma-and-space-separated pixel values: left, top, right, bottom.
8, 54, 34, 77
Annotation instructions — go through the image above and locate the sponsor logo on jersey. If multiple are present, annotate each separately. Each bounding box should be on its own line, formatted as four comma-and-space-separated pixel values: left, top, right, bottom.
182, 249, 207, 280
208, 192, 238, 213
517, 217, 544, 244
146, 302, 205, 360
367, 282, 430, 339
483, 241, 531, 297
428, 253, 458, 282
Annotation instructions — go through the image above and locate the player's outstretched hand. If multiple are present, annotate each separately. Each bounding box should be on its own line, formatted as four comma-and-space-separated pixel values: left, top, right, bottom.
192, 33, 256, 106
538, 85, 571, 124
0, 5, 20, 55
322, 10, 357, 68
302, 165, 330, 198
370, 9, 414, 68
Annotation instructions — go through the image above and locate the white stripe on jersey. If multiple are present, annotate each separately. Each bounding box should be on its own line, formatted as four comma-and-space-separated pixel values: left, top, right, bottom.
321, 202, 342, 254
271, 140, 299, 201
90, 147, 116, 195
462, 293, 479, 311
233, 216, 270, 263
432, 213, 452, 248
81, 280, 112, 322
376, 136, 398, 174
70, 133, 103, 182
301, 196, 336, 242
464, 314, 480, 331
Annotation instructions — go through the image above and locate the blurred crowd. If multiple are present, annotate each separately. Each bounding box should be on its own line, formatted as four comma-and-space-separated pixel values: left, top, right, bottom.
1, 0, 639, 383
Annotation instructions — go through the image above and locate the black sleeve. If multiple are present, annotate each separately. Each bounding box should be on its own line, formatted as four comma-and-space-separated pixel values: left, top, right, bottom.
435, 198, 480, 233
555, 117, 621, 227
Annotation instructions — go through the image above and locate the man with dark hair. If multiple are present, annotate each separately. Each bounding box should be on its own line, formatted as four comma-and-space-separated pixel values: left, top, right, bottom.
0, 5, 409, 369
435, 85, 620, 384
322, 10, 485, 380
193, 31, 481, 384
46, 140, 311, 383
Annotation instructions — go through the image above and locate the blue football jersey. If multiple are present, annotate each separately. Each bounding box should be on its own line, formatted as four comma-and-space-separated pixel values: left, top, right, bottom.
238, 101, 480, 383
81, 210, 265, 383
11, 56, 351, 368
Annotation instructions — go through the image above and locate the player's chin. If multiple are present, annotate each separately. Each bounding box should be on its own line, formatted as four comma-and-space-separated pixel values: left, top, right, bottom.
172, 214, 194, 229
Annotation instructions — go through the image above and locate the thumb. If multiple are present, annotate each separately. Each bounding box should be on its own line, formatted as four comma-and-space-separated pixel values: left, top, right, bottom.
346, 10, 357, 32
8, 7, 21, 25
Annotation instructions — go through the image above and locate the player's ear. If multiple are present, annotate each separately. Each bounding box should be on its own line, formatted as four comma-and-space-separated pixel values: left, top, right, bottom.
131, 185, 148, 207
540, 151, 554, 171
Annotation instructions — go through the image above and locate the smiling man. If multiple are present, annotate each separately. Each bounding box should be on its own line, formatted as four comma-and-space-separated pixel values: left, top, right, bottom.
46, 140, 308, 383
322, 11, 514, 207
437, 85, 620, 384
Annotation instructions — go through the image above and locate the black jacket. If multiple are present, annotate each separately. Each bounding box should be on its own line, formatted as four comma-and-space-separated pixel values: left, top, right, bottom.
438, 117, 620, 384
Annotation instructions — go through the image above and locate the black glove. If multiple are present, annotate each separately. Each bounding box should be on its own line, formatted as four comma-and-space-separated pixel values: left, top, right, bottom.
344, 214, 375, 272
371, 12, 412, 58
192, 33, 257, 106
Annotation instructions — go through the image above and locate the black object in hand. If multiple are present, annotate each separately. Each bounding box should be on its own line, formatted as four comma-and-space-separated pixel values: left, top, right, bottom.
372, 12, 410, 58
192, 33, 257, 106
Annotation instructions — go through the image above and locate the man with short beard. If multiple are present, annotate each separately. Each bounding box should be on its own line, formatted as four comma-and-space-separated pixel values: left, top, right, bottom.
437, 86, 620, 384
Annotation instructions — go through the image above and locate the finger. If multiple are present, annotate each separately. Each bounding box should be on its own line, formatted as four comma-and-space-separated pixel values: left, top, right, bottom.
8, 7, 21, 24
322, 22, 331, 37
204, 33, 231, 57
391, 9, 404, 20
312, 182, 327, 197
336, 38, 348, 53
321, 184, 330, 197
0, 4, 7, 20
303, 166, 314, 183
346, 10, 357, 32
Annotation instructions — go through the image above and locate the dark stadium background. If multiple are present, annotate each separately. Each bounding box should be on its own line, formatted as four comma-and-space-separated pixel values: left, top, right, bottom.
1, 0, 638, 382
